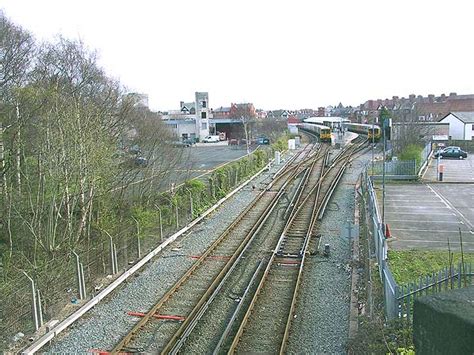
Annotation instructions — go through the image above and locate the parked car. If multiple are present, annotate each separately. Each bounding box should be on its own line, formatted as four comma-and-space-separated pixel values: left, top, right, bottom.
256, 136, 270, 145
202, 135, 220, 143
434, 147, 468, 159
129, 144, 141, 155
134, 156, 148, 166
171, 141, 191, 147
182, 138, 196, 146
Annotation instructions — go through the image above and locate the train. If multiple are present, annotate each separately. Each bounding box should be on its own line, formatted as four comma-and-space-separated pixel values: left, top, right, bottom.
300, 122, 332, 142
304, 117, 350, 131
342, 122, 381, 141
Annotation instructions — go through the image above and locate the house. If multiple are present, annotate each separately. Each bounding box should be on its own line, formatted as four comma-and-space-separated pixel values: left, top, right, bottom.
212, 106, 231, 118
354, 93, 474, 123
439, 112, 474, 140
267, 110, 290, 119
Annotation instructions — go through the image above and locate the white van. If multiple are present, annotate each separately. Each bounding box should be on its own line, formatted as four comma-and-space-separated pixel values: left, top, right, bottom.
202, 135, 220, 143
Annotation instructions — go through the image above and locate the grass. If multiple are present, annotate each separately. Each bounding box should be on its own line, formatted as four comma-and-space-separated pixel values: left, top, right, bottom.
388, 249, 474, 285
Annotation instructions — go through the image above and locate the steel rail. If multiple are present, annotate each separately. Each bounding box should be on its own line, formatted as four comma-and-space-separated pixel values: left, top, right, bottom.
227, 150, 328, 354
110, 182, 282, 353
279, 136, 369, 353
228, 140, 361, 354
162, 145, 322, 354
163, 185, 288, 354
110, 144, 316, 354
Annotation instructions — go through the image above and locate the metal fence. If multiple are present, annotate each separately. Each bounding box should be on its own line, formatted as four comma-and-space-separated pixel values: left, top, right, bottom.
397, 263, 473, 322
0, 148, 274, 349
361, 169, 473, 320
371, 141, 432, 180
371, 160, 417, 179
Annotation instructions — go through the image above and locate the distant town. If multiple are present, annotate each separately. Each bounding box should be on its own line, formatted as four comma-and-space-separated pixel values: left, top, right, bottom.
128, 91, 474, 143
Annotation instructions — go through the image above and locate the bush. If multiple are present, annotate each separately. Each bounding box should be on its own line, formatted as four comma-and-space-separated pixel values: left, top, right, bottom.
398, 144, 423, 163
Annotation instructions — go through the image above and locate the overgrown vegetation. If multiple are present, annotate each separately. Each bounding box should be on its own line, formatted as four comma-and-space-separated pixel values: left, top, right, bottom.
388, 250, 474, 285
398, 144, 423, 167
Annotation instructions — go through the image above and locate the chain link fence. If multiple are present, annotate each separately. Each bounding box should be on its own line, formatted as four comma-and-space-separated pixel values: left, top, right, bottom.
0, 147, 273, 350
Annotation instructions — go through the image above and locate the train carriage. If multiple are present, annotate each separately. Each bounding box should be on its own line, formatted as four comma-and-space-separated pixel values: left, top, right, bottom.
300, 122, 332, 142
343, 122, 381, 141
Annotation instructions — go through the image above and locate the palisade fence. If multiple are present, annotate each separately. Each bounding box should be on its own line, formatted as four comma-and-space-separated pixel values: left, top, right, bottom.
0, 147, 274, 348
361, 169, 473, 321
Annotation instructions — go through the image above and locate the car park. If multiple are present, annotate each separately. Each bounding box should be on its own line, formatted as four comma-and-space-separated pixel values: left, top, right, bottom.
433, 147, 468, 159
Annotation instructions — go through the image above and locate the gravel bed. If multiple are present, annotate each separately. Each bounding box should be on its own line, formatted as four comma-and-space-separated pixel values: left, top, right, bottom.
45, 154, 294, 354
287, 152, 371, 354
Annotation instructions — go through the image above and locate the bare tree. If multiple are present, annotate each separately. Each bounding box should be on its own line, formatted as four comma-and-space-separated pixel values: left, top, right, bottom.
230, 104, 256, 154
390, 105, 438, 153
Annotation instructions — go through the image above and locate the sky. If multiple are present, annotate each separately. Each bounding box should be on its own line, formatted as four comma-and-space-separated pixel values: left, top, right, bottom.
1, 0, 473, 111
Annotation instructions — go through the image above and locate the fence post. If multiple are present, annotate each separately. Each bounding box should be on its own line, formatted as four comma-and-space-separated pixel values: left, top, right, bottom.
36, 289, 44, 327
113, 243, 118, 274
109, 235, 117, 275
80, 263, 87, 299
175, 200, 179, 228
22, 271, 39, 331
73, 251, 84, 300
158, 207, 163, 242
458, 262, 462, 288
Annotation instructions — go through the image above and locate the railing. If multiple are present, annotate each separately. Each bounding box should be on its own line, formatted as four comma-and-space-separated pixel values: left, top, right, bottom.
397, 263, 473, 322
370, 141, 432, 180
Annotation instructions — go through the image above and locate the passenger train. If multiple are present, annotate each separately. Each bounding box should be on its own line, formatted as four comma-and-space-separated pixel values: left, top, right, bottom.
343, 122, 381, 142
300, 122, 332, 142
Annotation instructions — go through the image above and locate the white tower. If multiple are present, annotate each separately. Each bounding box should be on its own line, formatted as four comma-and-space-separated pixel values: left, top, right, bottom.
195, 92, 210, 140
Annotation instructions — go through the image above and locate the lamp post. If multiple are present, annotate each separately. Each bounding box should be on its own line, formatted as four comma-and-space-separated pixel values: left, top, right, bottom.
371, 121, 375, 175
379, 106, 389, 236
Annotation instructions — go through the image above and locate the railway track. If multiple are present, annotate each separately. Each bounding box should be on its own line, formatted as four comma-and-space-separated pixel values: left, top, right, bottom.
227, 136, 367, 354
110, 143, 319, 353
110, 135, 368, 354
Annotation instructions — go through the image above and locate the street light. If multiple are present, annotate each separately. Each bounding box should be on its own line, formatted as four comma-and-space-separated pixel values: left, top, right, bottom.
379, 106, 389, 236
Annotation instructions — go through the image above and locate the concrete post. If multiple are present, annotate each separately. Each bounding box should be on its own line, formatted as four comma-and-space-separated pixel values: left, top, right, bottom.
73, 252, 84, 300
22, 271, 39, 331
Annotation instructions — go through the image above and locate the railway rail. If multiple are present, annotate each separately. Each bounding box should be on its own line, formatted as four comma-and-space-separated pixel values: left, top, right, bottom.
227, 136, 367, 354
111, 134, 369, 354
110, 142, 320, 353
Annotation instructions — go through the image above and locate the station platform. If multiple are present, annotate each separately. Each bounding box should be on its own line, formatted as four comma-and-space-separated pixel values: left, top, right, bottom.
333, 131, 359, 147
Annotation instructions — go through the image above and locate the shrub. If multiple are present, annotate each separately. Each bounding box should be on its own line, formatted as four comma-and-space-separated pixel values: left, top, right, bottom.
399, 144, 423, 163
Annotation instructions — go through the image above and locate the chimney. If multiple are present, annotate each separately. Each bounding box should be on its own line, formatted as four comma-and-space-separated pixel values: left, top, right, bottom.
441, 93, 446, 100
392, 96, 399, 101
449, 92, 457, 97
409, 94, 416, 101
428, 94, 434, 103
180, 101, 184, 108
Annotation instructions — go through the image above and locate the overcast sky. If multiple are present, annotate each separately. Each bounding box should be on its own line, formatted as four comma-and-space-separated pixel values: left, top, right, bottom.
1, 0, 473, 111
